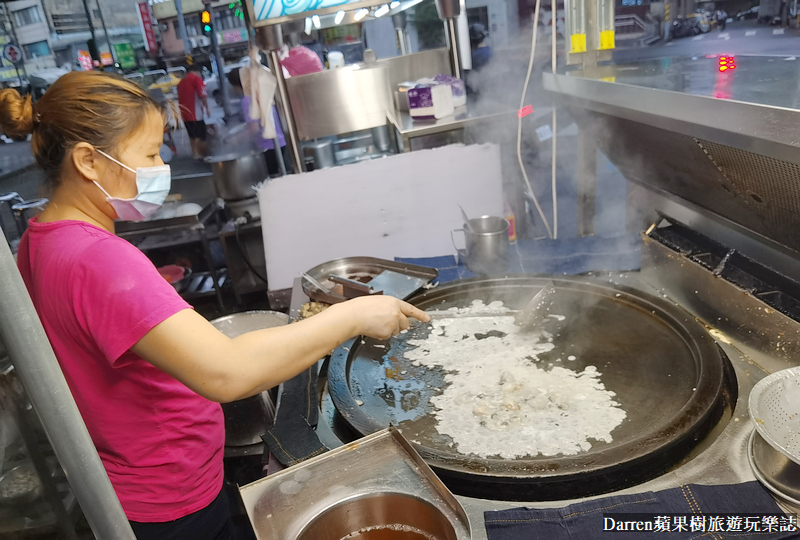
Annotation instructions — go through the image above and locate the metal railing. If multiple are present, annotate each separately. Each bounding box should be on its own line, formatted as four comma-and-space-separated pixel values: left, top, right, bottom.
615, 13, 660, 44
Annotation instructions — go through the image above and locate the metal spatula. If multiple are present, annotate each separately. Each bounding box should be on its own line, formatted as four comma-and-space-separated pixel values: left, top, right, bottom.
514, 281, 558, 329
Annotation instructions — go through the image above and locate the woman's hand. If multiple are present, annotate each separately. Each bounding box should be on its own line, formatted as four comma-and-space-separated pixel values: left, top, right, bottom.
330, 295, 431, 340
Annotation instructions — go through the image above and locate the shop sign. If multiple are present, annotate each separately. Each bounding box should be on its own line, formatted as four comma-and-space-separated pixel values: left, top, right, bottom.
218, 28, 248, 44
113, 42, 137, 69
78, 50, 93, 71
136, 2, 158, 52
101, 52, 113, 66
253, 0, 352, 21
0, 66, 18, 80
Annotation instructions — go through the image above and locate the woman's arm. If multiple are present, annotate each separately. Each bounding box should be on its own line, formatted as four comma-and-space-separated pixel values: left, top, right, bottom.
131, 295, 429, 403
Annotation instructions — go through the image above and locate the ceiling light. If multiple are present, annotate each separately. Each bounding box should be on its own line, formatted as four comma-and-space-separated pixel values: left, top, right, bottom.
354, 8, 368, 20
335, 10, 345, 24
375, 4, 390, 17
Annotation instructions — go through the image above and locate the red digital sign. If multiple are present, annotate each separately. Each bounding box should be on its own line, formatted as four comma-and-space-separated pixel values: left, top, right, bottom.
718, 56, 736, 72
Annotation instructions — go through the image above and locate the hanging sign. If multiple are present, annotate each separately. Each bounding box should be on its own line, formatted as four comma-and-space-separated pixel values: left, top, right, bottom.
136, 2, 158, 52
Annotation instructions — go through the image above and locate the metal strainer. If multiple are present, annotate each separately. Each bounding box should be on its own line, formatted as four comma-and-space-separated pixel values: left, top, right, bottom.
749, 367, 800, 464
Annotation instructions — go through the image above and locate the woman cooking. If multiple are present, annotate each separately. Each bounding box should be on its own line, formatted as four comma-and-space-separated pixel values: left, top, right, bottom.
0, 71, 429, 539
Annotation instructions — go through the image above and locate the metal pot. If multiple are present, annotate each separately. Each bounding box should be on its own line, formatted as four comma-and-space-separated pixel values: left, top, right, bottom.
307, 140, 335, 170
749, 429, 800, 508
206, 151, 269, 202
210, 311, 289, 452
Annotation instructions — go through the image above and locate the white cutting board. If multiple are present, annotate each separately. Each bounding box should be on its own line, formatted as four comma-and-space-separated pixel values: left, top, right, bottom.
257, 143, 504, 290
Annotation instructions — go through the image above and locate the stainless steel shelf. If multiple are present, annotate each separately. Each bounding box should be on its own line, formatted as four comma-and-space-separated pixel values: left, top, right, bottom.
387, 105, 514, 150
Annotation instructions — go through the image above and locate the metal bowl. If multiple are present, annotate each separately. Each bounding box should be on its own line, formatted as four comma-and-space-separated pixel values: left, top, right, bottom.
749, 366, 800, 465
748, 429, 800, 510
296, 493, 458, 540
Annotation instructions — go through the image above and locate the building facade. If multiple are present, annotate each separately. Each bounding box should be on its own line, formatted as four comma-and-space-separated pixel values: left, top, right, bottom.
43, 0, 143, 70
152, 0, 249, 62
0, 0, 56, 81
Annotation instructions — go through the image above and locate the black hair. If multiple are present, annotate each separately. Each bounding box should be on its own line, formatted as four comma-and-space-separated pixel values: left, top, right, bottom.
227, 68, 242, 89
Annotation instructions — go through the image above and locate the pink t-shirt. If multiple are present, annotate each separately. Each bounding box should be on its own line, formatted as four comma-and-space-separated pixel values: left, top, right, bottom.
16, 218, 225, 522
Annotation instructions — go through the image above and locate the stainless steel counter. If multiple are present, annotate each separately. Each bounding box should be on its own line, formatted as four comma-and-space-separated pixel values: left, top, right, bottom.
387, 105, 514, 152
303, 269, 797, 539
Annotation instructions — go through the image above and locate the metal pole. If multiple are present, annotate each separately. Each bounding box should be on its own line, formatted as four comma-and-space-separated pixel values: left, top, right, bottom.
81, 0, 98, 46
256, 25, 303, 173
576, 129, 596, 236
0, 227, 135, 540
267, 49, 303, 173
208, 7, 234, 118
445, 18, 461, 78
175, 0, 192, 56
3, 3, 27, 81
392, 12, 409, 55
274, 136, 287, 175
95, 0, 115, 65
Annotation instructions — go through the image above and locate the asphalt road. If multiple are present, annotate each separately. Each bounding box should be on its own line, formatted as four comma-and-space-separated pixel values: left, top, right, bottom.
0, 139, 35, 177
1, 21, 798, 186
615, 20, 800, 62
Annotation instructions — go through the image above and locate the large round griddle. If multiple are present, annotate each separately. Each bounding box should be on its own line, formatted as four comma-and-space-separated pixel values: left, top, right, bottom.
328, 276, 734, 500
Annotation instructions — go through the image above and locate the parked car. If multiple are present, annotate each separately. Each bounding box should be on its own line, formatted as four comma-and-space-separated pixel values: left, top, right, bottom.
671, 13, 710, 38
736, 6, 759, 20
148, 72, 181, 93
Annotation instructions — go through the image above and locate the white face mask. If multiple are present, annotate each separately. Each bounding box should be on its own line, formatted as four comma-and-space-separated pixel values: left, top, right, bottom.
93, 150, 171, 221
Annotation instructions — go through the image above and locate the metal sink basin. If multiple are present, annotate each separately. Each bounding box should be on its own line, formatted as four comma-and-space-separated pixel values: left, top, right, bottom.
239, 427, 471, 540
297, 492, 458, 540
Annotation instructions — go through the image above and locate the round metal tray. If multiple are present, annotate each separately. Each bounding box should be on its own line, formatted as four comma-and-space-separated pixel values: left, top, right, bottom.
328, 276, 734, 500
748, 429, 800, 512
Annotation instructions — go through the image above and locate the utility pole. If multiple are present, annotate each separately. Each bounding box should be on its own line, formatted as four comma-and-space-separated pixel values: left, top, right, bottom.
2, 3, 28, 82
175, 0, 192, 58
95, 0, 115, 66
205, 2, 234, 118
80, 0, 99, 66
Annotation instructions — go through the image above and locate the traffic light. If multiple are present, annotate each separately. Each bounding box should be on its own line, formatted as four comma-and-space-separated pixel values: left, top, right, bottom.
201, 10, 212, 34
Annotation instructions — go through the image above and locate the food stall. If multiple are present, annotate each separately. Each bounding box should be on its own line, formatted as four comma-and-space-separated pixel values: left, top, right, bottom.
1, 0, 800, 535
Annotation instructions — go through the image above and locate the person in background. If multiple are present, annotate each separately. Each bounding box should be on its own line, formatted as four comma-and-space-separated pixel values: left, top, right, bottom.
715, 9, 727, 30
469, 23, 492, 72
0, 71, 427, 539
226, 69, 288, 176
177, 64, 210, 159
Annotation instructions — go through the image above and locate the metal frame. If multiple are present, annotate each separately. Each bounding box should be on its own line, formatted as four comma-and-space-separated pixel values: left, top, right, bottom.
543, 73, 800, 164
0, 227, 135, 539
544, 71, 800, 257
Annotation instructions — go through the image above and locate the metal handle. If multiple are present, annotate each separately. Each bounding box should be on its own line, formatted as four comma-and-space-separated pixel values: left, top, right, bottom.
329, 275, 383, 299
451, 228, 466, 255
301, 272, 332, 294
329, 275, 376, 293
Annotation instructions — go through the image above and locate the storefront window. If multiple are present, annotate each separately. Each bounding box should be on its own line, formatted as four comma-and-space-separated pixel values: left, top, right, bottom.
23, 41, 50, 59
